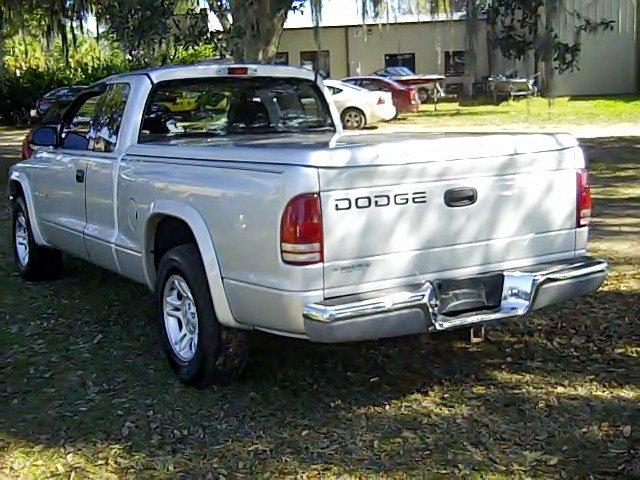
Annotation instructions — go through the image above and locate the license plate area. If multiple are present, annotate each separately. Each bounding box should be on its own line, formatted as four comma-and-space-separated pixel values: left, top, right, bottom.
434, 273, 504, 316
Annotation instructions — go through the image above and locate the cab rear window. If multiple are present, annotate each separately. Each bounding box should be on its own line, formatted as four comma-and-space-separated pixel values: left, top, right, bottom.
139, 77, 335, 142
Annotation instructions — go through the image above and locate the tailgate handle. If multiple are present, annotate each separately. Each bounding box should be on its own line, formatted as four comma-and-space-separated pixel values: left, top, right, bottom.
444, 187, 477, 207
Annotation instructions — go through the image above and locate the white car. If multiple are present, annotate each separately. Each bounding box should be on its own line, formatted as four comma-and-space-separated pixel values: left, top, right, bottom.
324, 80, 396, 129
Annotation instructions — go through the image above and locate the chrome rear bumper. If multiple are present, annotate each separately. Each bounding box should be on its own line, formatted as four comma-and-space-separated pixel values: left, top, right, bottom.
302, 256, 608, 343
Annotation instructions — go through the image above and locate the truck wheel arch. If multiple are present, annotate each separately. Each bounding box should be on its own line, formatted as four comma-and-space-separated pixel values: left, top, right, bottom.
8, 172, 46, 246
144, 200, 247, 330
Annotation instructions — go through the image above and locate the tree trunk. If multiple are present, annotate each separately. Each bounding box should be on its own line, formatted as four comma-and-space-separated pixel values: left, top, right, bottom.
543, 0, 557, 98
0, 7, 5, 79
227, 0, 293, 63
463, 0, 478, 98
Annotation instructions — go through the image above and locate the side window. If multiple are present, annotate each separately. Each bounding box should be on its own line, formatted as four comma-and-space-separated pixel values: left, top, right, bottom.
61, 95, 101, 151
360, 80, 377, 91
93, 83, 130, 153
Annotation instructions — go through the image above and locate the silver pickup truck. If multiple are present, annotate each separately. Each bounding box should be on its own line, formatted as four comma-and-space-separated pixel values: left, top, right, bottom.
8, 64, 608, 386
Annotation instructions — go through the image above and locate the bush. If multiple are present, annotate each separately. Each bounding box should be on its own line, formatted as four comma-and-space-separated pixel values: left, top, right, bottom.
0, 60, 130, 125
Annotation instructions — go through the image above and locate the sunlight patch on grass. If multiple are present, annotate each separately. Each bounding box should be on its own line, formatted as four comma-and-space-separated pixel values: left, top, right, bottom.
401, 95, 640, 127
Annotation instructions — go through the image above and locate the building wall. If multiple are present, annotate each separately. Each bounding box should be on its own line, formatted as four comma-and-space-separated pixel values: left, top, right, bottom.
279, 1, 638, 96
279, 21, 490, 82
278, 27, 349, 78
345, 21, 488, 81
552, 0, 638, 96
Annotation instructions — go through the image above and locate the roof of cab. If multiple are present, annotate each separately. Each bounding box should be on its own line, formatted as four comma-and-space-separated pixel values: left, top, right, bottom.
103, 62, 320, 84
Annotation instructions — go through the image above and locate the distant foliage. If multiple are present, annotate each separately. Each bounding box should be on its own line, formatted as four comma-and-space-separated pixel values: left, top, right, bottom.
97, 0, 217, 67
487, 0, 615, 75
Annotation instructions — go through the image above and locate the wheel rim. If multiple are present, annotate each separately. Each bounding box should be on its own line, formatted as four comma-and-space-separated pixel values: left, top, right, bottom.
15, 213, 29, 267
163, 274, 199, 362
343, 110, 363, 129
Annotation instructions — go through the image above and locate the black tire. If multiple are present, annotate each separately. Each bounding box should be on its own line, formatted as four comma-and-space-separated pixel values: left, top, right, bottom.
341, 108, 366, 130
155, 243, 249, 387
11, 196, 61, 281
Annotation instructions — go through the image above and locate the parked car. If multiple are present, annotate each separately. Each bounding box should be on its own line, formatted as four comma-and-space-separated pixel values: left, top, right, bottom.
9, 64, 608, 387
373, 66, 445, 103
324, 79, 395, 129
342, 76, 419, 114
30, 86, 87, 122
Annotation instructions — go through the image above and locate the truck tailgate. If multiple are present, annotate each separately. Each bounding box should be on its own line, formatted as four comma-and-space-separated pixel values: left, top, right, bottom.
319, 134, 583, 293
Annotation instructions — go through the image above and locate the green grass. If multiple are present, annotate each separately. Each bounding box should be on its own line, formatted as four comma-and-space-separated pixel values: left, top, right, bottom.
0, 136, 639, 478
398, 95, 640, 127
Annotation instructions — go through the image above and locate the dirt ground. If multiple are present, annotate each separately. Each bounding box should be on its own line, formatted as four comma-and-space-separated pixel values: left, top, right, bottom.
0, 126, 638, 478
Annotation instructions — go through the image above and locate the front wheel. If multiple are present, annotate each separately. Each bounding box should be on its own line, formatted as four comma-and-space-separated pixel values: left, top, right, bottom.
341, 108, 366, 130
12, 196, 61, 281
155, 243, 249, 387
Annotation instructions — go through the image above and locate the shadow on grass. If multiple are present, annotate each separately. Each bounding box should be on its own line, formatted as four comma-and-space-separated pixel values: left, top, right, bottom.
0, 135, 638, 477
567, 94, 640, 104
409, 109, 512, 119
1, 250, 638, 476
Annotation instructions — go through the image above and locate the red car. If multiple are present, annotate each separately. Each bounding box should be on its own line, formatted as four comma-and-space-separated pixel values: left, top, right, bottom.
342, 76, 419, 115
373, 67, 445, 102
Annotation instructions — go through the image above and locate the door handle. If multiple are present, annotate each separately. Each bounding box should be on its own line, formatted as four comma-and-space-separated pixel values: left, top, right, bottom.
75, 169, 85, 183
444, 187, 477, 207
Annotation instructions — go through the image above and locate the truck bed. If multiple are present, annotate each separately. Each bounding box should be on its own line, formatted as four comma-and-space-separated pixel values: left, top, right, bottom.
130, 131, 584, 297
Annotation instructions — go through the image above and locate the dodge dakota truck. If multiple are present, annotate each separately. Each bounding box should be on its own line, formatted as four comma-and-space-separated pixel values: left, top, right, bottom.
8, 64, 608, 386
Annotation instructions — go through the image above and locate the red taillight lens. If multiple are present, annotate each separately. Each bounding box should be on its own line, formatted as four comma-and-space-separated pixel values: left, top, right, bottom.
227, 67, 248, 75
377, 96, 385, 105
280, 193, 323, 265
21, 134, 33, 160
576, 168, 592, 227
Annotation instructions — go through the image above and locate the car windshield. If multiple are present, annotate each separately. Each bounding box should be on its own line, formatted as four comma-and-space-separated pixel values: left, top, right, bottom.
44, 86, 85, 100
327, 82, 365, 93
139, 77, 335, 142
388, 67, 414, 76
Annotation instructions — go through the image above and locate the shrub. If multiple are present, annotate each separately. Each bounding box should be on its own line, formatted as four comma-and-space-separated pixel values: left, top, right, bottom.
0, 60, 130, 125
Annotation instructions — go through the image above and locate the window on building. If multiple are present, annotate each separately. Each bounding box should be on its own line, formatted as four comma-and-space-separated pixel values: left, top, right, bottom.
274, 52, 289, 66
445, 51, 466, 76
384, 53, 416, 72
300, 50, 330, 77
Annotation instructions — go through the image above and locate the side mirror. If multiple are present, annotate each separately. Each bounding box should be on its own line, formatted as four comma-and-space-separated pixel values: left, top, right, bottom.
30, 126, 58, 147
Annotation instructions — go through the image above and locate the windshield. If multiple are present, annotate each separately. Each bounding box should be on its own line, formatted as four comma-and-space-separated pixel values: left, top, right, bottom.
388, 67, 414, 76
139, 77, 335, 142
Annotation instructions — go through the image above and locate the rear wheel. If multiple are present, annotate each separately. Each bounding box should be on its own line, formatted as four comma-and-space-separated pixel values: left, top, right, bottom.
341, 108, 366, 130
12, 196, 61, 281
156, 243, 249, 387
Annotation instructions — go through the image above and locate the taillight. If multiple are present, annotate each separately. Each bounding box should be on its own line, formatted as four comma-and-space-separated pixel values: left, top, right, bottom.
227, 67, 248, 75
576, 168, 592, 227
21, 134, 33, 160
280, 193, 323, 265
377, 96, 385, 105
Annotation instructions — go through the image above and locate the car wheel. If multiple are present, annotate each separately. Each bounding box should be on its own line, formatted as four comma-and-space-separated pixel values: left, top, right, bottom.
12, 196, 61, 281
156, 243, 249, 387
417, 88, 429, 103
341, 108, 366, 130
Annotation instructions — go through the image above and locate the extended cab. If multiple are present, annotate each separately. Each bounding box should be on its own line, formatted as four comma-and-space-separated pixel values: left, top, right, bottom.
8, 64, 608, 386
